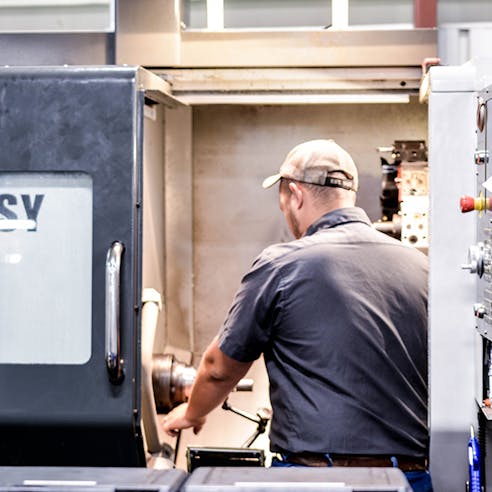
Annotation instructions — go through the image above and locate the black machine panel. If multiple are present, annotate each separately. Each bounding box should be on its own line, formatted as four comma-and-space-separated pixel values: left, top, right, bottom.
0, 67, 149, 466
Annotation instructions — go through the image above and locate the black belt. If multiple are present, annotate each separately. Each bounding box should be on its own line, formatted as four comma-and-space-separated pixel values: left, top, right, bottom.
282, 452, 428, 472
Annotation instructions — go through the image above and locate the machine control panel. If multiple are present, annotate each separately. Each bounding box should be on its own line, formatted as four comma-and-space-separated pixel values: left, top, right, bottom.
472, 89, 492, 343
462, 87, 492, 435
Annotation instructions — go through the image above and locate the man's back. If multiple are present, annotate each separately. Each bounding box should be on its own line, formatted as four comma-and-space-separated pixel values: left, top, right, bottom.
219, 207, 428, 457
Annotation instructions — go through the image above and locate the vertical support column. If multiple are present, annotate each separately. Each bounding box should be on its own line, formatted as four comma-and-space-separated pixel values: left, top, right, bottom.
163, 105, 194, 355
207, 0, 224, 30
332, 0, 349, 30
414, 0, 437, 28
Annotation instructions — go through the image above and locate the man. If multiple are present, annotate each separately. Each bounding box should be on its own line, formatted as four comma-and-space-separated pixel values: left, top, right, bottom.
163, 139, 432, 492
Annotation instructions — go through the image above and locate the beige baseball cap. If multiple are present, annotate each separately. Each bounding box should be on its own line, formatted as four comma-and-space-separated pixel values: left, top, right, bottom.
262, 139, 358, 192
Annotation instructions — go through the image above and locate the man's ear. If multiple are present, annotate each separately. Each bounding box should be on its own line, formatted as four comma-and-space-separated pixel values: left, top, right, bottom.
288, 181, 304, 209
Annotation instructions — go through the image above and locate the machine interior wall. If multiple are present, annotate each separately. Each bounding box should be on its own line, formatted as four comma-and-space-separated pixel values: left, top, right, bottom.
172, 99, 428, 468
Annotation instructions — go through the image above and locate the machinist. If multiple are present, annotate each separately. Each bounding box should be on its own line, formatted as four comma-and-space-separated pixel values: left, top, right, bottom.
163, 139, 432, 492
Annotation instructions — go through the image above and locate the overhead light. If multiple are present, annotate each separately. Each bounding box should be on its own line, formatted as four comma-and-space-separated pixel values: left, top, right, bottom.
207, 0, 224, 30
177, 93, 410, 105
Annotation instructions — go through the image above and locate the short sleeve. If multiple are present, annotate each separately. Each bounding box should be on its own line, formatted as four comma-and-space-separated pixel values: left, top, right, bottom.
218, 250, 283, 362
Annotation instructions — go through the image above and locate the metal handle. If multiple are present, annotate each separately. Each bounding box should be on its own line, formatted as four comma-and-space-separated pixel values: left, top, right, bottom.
105, 241, 125, 384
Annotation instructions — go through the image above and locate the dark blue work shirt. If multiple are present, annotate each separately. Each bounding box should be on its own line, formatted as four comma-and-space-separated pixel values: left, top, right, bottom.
218, 207, 429, 457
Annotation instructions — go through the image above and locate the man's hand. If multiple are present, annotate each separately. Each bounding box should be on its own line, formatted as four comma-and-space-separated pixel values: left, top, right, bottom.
162, 403, 206, 437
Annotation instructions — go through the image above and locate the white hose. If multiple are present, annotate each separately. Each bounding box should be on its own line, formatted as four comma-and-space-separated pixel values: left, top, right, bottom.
141, 288, 166, 454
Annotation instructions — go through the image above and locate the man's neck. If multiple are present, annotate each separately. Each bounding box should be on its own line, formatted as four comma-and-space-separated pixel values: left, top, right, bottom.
300, 201, 355, 236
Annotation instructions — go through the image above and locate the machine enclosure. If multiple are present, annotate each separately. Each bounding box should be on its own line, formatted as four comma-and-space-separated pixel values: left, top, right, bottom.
0, 66, 170, 466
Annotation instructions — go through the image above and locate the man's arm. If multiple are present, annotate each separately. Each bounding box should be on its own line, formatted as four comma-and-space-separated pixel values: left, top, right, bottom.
162, 336, 253, 436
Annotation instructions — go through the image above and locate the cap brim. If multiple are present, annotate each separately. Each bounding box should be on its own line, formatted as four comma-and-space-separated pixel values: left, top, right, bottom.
262, 173, 282, 189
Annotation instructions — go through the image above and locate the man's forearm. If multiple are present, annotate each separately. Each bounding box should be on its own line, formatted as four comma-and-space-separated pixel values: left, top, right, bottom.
162, 338, 254, 436
185, 368, 238, 421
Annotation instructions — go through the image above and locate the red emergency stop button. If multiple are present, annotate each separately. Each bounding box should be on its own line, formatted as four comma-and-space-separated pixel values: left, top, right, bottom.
460, 195, 491, 213
461, 195, 476, 212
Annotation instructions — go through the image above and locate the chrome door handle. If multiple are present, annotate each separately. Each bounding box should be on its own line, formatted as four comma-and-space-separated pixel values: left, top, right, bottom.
105, 241, 125, 384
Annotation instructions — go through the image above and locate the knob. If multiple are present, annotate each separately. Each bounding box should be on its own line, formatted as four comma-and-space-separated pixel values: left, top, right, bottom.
460, 195, 491, 213
475, 150, 489, 165
474, 303, 486, 319
462, 243, 485, 277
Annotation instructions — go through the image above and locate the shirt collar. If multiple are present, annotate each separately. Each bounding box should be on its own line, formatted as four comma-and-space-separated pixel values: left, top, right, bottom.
305, 207, 372, 237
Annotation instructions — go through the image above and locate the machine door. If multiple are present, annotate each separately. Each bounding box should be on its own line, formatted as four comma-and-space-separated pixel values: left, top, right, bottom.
0, 67, 144, 466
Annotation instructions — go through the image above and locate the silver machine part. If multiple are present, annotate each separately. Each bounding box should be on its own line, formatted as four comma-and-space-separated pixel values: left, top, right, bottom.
477, 97, 487, 133
462, 242, 485, 277
105, 241, 125, 384
152, 354, 197, 413
475, 150, 489, 165
234, 378, 254, 392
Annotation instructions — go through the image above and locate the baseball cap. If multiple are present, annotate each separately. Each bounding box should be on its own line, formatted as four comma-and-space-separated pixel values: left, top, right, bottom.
262, 139, 358, 191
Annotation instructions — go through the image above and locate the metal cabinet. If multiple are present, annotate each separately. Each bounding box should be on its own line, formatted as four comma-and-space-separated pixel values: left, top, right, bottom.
0, 66, 176, 466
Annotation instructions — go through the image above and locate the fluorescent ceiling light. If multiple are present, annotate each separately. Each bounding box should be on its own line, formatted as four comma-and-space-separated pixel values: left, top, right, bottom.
207, 0, 224, 30
177, 93, 410, 105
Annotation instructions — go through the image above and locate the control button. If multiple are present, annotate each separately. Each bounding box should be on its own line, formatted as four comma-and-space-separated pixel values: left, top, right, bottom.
461, 195, 476, 212
460, 195, 491, 213
474, 303, 486, 319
